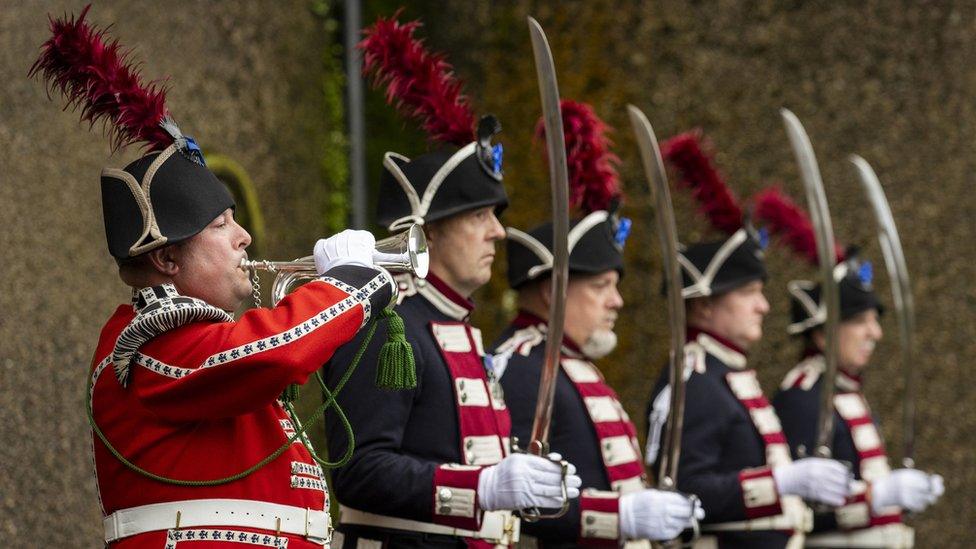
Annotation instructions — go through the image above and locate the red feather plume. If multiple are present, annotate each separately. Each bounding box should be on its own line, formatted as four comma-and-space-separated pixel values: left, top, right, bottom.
359, 12, 475, 147
29, 5, 172, 152
661, 131, 744, 235
753, 186, 846, 265
535, 100, 621, 214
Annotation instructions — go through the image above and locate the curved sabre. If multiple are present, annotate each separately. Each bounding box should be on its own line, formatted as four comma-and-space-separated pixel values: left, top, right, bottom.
781, 109, 840, 458
849, 155, 917, 468
627, 105, 687, 489
523, 15, 571, 521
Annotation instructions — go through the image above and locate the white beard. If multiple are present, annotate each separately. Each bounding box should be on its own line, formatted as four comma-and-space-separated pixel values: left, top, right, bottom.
581, 329, 618, 360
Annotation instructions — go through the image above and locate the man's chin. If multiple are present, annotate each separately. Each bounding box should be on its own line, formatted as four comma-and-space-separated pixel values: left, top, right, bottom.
582, 330, 618, 360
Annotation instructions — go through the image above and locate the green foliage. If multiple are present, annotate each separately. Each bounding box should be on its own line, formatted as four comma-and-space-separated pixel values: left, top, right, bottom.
206, 153, 267, 257
312, 0, 351, 234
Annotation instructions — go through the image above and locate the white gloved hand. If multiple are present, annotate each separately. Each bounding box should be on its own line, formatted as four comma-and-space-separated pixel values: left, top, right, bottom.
619, 490, 705, 541
313, 230, 375, 274
871, 469, 944, 513
477, 453, 582, 511
773, 458, 851, 506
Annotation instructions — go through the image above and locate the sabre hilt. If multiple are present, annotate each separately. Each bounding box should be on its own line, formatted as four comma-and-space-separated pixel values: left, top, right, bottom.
649, 488, 701, 549
511, 437, 572, 522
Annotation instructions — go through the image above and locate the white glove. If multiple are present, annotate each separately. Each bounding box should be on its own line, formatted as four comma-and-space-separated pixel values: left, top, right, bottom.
620, 490, 705, 541
773, 458, 851, 506
313, 230, 375, 274
478, 453, 582, 511
871, 469, 944, 513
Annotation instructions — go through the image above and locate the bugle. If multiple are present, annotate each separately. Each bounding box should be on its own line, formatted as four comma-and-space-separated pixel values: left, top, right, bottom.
242, 224, 429, 306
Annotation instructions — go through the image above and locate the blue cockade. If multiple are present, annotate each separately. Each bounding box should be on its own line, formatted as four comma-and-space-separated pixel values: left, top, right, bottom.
492, 143, 504, 177
758, 227, 770, 250
858, 260, 873, 286
614, 217, 632, 247
183, 136, 207, 166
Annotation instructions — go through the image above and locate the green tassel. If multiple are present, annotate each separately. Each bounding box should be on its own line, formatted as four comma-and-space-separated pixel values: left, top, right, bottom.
280, 383, 300, 403
375, 308, 417, 390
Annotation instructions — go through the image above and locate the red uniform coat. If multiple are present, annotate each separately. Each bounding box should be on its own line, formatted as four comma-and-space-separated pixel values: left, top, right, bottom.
91, 267, 392, 548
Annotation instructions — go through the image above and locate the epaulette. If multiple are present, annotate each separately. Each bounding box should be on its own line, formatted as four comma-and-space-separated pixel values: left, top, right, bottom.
491, 324, 546, 380
113, 284, 232, 386
779, 355, 825, 391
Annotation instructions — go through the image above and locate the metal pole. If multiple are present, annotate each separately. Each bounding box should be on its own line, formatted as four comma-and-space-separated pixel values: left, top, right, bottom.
344, 0, 367, 229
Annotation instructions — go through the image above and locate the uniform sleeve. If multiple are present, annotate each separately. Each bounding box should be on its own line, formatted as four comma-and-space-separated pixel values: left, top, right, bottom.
325, 319, 485, 530
131, 266, 393, 421
674, 373, 768, 523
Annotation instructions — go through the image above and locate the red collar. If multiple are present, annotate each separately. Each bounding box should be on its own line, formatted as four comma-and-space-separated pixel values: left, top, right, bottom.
512, 310, 583, 354
687, 327, 748, 356
425, 272, 475, 313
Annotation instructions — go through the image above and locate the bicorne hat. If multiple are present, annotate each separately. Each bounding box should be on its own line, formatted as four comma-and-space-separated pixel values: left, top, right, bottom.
360, 14, 508, 232
787, 251, 884, 335
505, 100, 630, 289
661, 132, 768, 298
32, 6, 234, 260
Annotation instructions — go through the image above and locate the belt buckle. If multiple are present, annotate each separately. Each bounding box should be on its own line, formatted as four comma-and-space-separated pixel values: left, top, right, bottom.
501, 512, 518, 545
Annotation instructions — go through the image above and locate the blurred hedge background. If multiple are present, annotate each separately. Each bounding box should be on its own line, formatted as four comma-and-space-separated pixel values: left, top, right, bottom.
1, 1, 972, 546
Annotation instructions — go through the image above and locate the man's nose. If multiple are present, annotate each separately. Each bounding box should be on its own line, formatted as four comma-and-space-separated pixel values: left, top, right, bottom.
237, 223, 252, 249
609, 286, 624, 309
487, 212, 506, 240
870, 318, 883, 341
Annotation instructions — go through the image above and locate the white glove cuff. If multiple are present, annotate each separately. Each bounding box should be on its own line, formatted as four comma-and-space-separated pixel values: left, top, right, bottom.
477, 464, 498, 511
618, 491, 636, 539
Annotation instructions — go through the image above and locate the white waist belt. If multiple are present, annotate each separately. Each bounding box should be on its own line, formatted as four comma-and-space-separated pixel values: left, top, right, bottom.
339, 505, 520, 544
103, 499, 331, 544
703, 496, 812, 533
806, 523, 915, 549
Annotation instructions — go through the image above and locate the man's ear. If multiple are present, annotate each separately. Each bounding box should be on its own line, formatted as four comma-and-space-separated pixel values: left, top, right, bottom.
811, 329, 826, 351
423, 221, 442, 251
687, 297, 712, 323
147, 244, 180, 277
538, 277, 553, 309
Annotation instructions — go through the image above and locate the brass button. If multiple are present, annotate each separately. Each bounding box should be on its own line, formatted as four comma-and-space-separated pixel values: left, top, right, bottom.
465, 439, 474, 449
438, 487, 453, 502
438, 505, 452, 515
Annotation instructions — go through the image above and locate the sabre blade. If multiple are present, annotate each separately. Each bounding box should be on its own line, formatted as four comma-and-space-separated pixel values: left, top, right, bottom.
849, 155, 917, 468
780, 108, 840, 458
526, 17, 570, 456
627, 105, 687, 488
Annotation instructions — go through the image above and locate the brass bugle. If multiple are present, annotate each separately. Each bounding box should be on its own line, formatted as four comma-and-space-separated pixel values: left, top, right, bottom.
242, 224, 429, 306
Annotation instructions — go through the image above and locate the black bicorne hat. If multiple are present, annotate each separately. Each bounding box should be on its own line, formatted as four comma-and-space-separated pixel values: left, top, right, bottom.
101, 142, 235, 259
376, 115, 509, 231
787, 251, 884, 335
506, 208, 631, 289
31, 8, 235, 260
679, 225, 768, 299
